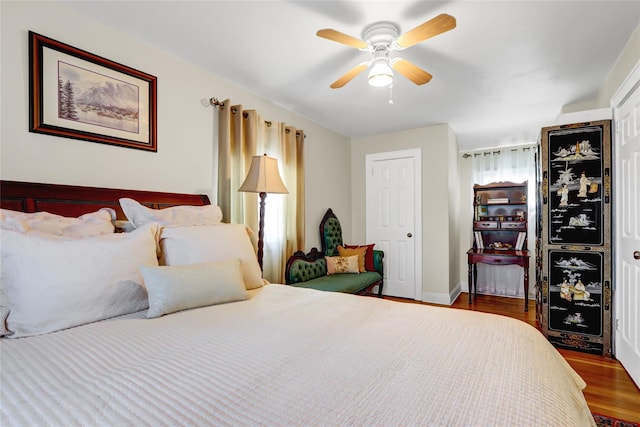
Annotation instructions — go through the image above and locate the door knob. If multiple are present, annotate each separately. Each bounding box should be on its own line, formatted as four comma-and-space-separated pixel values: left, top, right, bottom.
634, 251, 640, 260
407, 233, 413, 238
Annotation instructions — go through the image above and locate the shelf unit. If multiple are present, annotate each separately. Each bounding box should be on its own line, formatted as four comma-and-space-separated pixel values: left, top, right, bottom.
473, 181, 528, 251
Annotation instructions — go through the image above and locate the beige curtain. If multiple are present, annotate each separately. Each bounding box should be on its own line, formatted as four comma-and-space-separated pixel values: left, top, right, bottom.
217, 103, 257, 228
286, 126, 305, 258
217, 100, 305, 283
260, 123, 305, 282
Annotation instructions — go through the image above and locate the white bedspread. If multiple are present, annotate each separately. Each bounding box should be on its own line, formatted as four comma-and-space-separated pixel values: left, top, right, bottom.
1, 285, 594, 427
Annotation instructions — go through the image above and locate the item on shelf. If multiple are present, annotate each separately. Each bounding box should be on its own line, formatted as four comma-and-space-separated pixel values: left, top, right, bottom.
474, 231, 484, 249
487, 197, 509, 204
489, 241, 512, 250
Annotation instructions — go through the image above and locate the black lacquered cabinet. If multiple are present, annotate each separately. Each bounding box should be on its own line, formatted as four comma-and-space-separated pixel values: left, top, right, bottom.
537, 120, 612, 356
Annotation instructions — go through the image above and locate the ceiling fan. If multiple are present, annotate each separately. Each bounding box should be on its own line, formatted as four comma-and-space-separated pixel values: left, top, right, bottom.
317, 13, 456, 89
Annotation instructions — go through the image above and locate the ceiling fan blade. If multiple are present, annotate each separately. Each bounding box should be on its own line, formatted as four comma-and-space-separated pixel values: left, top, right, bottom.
395, 14, 456, 49
317, 29, 368, 49
392, 59, 432, 85
330, 63, 369, 89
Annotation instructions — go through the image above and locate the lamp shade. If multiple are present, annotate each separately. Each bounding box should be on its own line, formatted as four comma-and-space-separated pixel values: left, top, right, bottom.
368, 57, 394, 87
238, 154, 289, 194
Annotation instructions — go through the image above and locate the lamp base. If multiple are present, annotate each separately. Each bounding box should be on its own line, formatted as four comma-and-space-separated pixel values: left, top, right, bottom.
256, 191, 266, 272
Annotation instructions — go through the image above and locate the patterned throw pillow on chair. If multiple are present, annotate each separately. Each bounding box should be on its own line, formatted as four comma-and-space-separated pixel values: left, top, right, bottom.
326, 255, 360, 275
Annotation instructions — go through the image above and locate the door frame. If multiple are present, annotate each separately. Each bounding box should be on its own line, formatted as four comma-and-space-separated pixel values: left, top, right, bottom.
611, 60, 640, 381
365, 148, 422, 300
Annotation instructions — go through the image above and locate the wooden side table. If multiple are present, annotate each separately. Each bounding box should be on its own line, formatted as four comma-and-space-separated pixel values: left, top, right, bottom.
467, 248, 530, 311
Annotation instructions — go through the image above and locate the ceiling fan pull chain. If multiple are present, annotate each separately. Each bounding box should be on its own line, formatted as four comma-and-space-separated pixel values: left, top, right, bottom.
388, 84, 394, 104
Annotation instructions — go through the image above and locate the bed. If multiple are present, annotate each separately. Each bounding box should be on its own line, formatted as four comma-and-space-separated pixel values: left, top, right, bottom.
0, 181, 595, 427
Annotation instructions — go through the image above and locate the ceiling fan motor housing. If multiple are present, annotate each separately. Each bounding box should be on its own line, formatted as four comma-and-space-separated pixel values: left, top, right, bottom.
361, 21, 400, 50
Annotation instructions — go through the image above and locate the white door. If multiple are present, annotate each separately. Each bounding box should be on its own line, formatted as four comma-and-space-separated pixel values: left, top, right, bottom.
366, 149, 421, 299
612, 62, 640, 387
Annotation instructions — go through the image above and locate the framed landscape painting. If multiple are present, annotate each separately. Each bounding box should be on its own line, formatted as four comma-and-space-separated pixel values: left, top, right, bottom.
29, 31, 157, 152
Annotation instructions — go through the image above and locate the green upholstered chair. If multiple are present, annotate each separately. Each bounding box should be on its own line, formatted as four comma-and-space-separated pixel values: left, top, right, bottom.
285, 208, 384, 297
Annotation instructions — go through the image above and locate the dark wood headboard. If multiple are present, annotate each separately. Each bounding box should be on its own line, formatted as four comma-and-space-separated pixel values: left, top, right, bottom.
0, 180, 211, 220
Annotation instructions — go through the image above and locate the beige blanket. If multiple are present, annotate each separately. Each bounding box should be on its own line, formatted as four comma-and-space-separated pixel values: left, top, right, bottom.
1, 285, 594, 426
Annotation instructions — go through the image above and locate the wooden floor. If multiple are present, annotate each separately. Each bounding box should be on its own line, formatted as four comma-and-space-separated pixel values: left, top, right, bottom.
387, 292, 640, 423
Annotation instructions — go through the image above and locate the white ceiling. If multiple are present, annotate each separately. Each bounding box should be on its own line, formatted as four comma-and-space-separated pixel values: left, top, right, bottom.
62, 1, 640, 151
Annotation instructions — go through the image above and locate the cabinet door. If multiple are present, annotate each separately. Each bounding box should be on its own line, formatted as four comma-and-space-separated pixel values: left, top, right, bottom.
547, 250, 603, 336
544, 249, 611, 354
545, 125, 609, 246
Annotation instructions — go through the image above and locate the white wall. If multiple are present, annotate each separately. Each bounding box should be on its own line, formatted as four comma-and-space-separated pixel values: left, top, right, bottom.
447, 126, 461, 294
351, 124, 459, 303
457, 155, 475, 292
0, 0, 351, 251
596, 24, 640, 108
562, 24, 639, 113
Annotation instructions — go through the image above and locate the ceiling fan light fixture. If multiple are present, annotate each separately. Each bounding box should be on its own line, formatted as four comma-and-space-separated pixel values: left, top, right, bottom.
368, 58, 393, 87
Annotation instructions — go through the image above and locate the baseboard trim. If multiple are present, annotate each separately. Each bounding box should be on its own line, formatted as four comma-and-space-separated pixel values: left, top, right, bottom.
422, 283, 461, 306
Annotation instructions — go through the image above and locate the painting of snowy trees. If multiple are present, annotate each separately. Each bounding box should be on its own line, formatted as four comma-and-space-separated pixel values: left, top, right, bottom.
29, 31, 157, 151
58, 62, 140, 133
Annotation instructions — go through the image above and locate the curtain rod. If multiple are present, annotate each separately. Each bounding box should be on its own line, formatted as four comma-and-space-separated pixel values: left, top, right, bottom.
462, 146, 533, 158
209, 97, 225, 108
462, 151, 500, 158
208, 97, 306, 138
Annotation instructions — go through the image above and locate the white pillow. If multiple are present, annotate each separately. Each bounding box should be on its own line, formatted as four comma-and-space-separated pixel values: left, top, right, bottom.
0, 292, 10, 337
114, 220, 136, 233
160, 224, 265, 290
119, 198, 223, 228
0, 223, 160, 338
0, 208, 116, 237
141, 260, 248, 319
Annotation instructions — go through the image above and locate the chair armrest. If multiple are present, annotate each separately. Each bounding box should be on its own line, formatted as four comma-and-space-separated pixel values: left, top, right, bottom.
373, 250, 384, 276
285, 247, 327, 285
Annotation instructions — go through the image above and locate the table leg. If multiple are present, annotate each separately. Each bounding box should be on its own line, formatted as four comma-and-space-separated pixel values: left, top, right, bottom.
524, 265, 529, 312
468, 262, 473, 304
473, 264, 478, 299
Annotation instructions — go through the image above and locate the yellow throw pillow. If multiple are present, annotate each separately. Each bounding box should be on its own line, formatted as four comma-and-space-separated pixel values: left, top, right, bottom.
337, 245, 367, 273
326, 255, 360, 275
